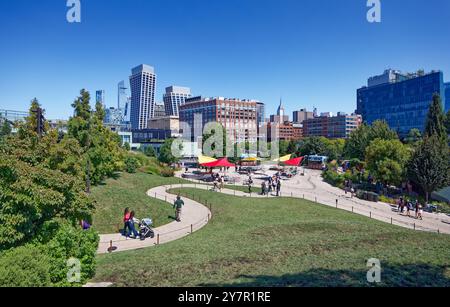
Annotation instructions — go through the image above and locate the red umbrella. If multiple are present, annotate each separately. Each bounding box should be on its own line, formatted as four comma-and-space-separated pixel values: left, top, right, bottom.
283, 157, 304, 167
201, 158, 235, 168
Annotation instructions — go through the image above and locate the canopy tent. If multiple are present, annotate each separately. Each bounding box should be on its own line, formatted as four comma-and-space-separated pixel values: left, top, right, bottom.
282, 157, 304, 167
241, 157, 260, 162
201, 158, 235, 168
198, 155, 218, 164
272, 154, 292, 162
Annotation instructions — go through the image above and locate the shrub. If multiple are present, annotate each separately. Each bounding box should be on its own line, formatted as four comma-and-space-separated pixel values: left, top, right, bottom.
0, 245, 51, 287
124, 156, 140, 173
160, 168, 175, 177
43, 223, 99, 286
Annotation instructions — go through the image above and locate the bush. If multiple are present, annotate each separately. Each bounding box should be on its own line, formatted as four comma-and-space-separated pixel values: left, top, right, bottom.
43, 223, 99, 286
124, 156, 140, 173
160, 168, 175, 177
0, 245, 51, 287
356, 190, 379, 202
323, 168, 345, 188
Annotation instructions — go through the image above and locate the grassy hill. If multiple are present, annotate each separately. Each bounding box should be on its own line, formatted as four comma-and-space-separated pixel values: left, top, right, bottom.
90, 172, 186, 234
93, 187, 450, 287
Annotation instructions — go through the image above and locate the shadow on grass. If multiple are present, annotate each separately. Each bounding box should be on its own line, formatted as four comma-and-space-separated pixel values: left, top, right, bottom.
200, 263, 450, 287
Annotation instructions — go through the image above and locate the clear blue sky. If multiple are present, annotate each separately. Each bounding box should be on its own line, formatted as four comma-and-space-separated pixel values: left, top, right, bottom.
1, 0, 449, 119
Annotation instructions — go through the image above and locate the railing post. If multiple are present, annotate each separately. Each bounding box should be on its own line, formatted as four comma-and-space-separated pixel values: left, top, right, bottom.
108, 240, 113, 253
391, 217, 393, 225
414, 223, 416, 230
191, 224, 193, 234
157, 234, 160, 245
370, 212, 372, 219
352, 206, 354, 213
336, 199, 338, 208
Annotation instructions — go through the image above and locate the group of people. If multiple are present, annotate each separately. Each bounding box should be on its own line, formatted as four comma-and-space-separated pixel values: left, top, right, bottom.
123, 208, 140, 238
344, 179, 355, 198
261, 175, 282, 197
397, 197, 424, 220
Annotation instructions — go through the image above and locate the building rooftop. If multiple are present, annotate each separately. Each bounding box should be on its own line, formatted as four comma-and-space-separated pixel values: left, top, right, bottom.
131, 64, 155, 75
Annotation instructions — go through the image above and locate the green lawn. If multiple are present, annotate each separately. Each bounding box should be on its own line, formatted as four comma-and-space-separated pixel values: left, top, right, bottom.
90, 172, 187, 234
93, 187, 450, 287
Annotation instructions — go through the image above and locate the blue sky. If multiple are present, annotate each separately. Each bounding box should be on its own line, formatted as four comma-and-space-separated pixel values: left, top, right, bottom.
0, 0, 449, 119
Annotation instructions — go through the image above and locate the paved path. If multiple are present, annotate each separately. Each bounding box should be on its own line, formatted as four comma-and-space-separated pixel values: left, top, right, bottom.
176, 169, 450, 235
97, 184, 211, 254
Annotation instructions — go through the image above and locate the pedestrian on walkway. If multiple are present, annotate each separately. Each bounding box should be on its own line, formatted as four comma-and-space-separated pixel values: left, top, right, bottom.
128, 211, 140, 238
173, 195, 185, 222
397, 197, 404, 214
276, 179, 281, 197
123, 207, 131, 236
268, 177, 273, 193
406, 200, 412, 217
248, 176, 253, 194
261, 181, 266, 195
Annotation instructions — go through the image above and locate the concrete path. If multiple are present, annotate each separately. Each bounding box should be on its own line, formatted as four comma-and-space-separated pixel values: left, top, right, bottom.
176, 169, 450, 235
97, 184, 212, 254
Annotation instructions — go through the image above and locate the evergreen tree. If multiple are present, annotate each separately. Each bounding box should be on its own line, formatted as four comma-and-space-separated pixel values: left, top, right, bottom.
0, 119, 12, 138
424, 94, 447, 141
407, 135, 449, 202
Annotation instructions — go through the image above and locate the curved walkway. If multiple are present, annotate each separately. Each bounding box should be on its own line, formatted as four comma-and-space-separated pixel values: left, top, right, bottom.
97, 184, 211, 254
176, 169, 450, 235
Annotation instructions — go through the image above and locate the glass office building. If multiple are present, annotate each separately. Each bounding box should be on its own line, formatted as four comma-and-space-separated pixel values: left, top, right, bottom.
357, 70, 447, 138
446, 82, 450, 112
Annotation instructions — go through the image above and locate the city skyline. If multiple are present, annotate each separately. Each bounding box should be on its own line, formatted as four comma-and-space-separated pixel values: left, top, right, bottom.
1, 0, 450, 119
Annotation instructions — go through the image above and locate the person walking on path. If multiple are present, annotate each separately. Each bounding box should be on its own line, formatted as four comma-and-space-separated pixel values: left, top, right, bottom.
397, 197, 404, 214
174, 195, 185, 222
406, 200, 412, 217
261, 181, 266, 195
123, 208, 131, 237
128, 211, 140, 239
276, 179, 282, 197
248, 176, 253, 194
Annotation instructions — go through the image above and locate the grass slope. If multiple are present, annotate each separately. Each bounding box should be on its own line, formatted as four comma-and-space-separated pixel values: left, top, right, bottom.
93, 188, 450, 287
90, 172, 187, 234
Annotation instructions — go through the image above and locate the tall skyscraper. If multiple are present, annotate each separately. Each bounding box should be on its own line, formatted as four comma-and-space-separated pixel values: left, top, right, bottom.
270, 99, 289, 123
357, 69, 447, 137
96, 90, 106, 107
117, 81, 128, 110
163, 86, 192, 116
256, 102, 265, 127
129, 64, 157, 130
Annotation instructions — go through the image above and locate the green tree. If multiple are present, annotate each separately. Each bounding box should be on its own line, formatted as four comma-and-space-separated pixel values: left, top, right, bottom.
0, 119, 12, 138
407, 135, 449, 203
424, 93, 447, 141
158, 139, 179, 165
142, 145, 156, 157
124, 155, 140, 173
365, 138, 411, 185
344, 121, 397, 160
445, 110, 450, 136
0, 154, 94, 249
404, 128, 422, 145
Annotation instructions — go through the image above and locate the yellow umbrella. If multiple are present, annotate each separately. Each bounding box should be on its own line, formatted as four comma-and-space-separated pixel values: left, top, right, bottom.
198, 155, 218, 164
273, 154, 292, 162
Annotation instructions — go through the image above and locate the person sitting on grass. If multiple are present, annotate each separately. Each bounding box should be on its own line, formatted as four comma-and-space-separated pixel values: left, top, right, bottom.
174, 195, 185, 222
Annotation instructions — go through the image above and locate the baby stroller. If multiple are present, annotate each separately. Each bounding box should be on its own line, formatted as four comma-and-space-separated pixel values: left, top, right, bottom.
138, 218, 155, 241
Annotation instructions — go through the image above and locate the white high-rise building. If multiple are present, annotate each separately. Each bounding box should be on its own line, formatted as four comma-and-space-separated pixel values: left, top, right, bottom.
129, 64, 157, 129
163, 86, 192, 116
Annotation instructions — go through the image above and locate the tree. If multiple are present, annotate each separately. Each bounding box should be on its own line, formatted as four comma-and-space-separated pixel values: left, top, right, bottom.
142, 145, 156, 157
404, 128, 422, 145
297, 137, 326, 157
408, 135, 449, 203
344, 121, 397, 160
158, 139, 179, 165
445, 110, 450, 136
365, 138, 411, 185
369, 120, 398, 141
0, 154, 94, 249
424, 94, 447, 141
0, 119, 11, 138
